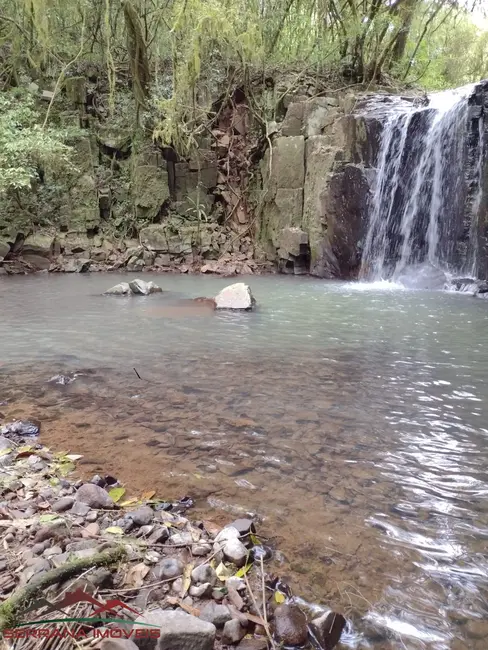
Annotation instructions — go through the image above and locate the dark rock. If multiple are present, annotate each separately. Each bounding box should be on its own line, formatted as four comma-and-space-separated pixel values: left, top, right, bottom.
274, 604, 308, 646
310, 612, 346, 650
148, 526, 170, 544
199, 602, 232, 628
63, 258, 91, 273
222, 619, 247, 645
230, 519, 255, 536
75, 483, 114, 509
52, 497, 75, 512
133, 608, 216, 650
128, 505, 154, 526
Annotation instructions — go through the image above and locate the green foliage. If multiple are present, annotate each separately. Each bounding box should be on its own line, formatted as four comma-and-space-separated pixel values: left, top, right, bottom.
0, 90, 75, 194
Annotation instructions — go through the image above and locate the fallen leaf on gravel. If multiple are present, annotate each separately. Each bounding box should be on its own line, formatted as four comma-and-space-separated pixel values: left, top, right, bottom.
124, 562, 149, 588
181, 563, 193, 598
274, 591, 286, 604
234, 563, 252, 578
108, 487, 126, 503
65, 454, 83, 461
216, 562, 234, 581
121, 498, 139, 507
142, 490, 156, 501
39, 514, 63, 523
105, 526, 124, 535
167, 597, 200, 617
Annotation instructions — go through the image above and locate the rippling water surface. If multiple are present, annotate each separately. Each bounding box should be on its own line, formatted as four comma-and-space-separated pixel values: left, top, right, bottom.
1, 272, 488, 649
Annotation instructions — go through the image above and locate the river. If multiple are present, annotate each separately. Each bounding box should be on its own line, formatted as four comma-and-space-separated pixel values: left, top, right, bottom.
1, 272, 488, 649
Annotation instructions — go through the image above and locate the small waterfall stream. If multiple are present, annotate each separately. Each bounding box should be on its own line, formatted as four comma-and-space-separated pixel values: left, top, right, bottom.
360, 85, 485, 284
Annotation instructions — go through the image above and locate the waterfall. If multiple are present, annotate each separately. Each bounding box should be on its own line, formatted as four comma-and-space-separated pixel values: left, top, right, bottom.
360, 85, 484, 283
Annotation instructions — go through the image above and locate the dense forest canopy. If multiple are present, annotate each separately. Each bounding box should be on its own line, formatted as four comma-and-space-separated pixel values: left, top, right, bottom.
0, 0, 486, 193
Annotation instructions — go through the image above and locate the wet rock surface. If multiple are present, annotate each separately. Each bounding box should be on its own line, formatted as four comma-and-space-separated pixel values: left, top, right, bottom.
273, 603, 309, 646
214, 283, 256, 310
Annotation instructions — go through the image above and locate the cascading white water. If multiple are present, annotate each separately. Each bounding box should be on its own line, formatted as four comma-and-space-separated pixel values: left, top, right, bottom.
360, 85, 484, 283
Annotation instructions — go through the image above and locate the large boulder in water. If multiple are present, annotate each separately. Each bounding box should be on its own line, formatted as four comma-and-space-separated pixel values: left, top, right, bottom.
104, 282, 131, 295
214, 283, 256, 310
129, 279, 162, 295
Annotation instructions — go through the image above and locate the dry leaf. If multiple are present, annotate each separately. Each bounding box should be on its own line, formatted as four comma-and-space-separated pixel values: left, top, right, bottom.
181, 563, 193, 598
234, 562, 252, 578
142, 490, 156, 501
120, 497, 139, 507
108, 487, 126, 503
124, 562, 149, 589
104, 526, 124, 535
215, 562, 234, 581
65, 454, 83, 461
274, 591, 286, 604
227, 584, 244, 610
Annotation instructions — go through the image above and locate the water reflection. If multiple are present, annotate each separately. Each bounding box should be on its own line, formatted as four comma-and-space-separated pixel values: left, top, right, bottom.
1, 273, 488, 648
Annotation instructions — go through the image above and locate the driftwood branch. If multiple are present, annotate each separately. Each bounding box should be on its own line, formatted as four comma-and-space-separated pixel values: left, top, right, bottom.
0, 546, 126, 631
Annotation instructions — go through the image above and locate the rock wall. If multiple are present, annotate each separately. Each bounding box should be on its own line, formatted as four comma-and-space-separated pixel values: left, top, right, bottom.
258, 94, 380, 278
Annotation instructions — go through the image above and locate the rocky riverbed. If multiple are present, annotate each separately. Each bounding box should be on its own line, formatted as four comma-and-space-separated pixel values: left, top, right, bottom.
0, 424, 346, 650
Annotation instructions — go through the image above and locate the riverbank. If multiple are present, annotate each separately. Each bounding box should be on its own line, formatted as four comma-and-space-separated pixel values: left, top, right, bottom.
0, 423, 346, 650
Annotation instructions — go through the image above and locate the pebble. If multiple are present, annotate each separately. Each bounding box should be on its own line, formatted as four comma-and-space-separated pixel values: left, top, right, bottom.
144, 550, 160, 564
169, 531, 194, 546
75, 483, 114, 509
82, 523, 100, 538
128, 505, 154, 526
212, 588, 225, 601
70, 501, 90, 517
274, 604, 309, 646
192, 542, 212, 556
192, 563, 217, 586
227, 577, 246, 592
85, 510, 98, 523
32, 541, 49, 555
189, 583, 213, 598
172, 577, 184, 594
199, 603, 232, 628
154, 557, 184, 580
214, 526, 240, 543
222, 619, 247, 644
237, 639, 268, 650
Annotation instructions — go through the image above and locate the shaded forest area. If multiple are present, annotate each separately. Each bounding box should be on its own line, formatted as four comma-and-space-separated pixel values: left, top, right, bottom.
0, 0, 486, 261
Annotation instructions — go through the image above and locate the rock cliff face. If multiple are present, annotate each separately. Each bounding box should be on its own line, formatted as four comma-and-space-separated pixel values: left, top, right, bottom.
258, 94, 381, 278
2, 78, 487, 280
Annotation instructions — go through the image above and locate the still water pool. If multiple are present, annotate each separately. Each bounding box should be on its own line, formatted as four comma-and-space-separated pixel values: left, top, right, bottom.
1, 272, 488, 649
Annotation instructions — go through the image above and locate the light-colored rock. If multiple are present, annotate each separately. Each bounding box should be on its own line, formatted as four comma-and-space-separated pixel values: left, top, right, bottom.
222, 538, 248, 568
214, 283, 255, 311
104, 282, 131, 295
192, 543, 212, 556
222, 619, 246, 644
128, 279, 163, 295
199, 602, 232, 628
75, 483, 114, 509
70, 501, 90, 516
191, 564, 217, 586
189, 583, 213, 598
0, 436, 15, 451
278, 227, 309, 259
23, 233, 54, 257
169, 531, 193, 546
133, 608, 216, 650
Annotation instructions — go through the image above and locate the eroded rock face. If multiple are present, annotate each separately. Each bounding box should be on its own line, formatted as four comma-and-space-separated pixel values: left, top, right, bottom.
214, 283, 256, 310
